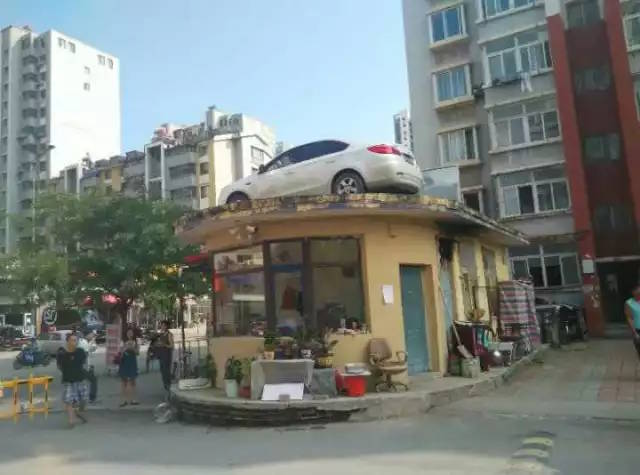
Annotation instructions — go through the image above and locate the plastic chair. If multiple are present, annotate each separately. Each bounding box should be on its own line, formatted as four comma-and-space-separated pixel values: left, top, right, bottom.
368, 338, 409, 392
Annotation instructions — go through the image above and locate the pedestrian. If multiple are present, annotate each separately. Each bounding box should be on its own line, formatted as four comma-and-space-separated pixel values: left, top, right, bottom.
624, 284, 640, 359
82, 331, 98, 403
57, 333, 89, 428
155, 320, 174, 393
119, 327, 139, 407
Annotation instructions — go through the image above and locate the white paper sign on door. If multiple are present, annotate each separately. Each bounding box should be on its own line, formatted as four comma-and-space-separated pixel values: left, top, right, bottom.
382, 285, 394, 305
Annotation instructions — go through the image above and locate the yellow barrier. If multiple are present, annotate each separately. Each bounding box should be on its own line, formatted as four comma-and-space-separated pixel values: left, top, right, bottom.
0, 375, 53, 421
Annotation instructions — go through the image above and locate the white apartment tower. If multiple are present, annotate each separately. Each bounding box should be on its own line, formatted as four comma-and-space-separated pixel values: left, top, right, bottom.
0, 25, 121, 252
144, 106, 275, 210
393, 109, 414, 151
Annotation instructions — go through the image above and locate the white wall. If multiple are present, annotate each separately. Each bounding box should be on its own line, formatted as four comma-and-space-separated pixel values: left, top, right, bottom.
47, 30, 120, 176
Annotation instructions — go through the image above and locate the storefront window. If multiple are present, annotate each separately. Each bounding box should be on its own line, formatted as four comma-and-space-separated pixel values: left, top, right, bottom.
270, 241, 304, 336
214, 246, 266, 336
311, 238, 364, 330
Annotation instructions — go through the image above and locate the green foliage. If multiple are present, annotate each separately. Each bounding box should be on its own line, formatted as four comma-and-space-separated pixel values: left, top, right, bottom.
1, 192, 209, 322
224, 356, 243, 383
205, 353, 218, 387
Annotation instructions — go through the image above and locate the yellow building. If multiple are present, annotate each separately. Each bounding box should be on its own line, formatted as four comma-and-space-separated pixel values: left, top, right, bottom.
177, 194, 526, 386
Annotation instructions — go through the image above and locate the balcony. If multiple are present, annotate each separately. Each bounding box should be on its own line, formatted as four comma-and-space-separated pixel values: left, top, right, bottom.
167, 173, 198, 190
21, 79, 38, 92
22, 63, 38, 75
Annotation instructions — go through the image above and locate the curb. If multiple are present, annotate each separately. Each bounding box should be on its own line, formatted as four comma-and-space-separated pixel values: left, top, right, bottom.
353, 344, 549, 422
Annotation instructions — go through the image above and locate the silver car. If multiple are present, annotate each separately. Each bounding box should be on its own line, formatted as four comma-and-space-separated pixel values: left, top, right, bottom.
218, 140, 422, 204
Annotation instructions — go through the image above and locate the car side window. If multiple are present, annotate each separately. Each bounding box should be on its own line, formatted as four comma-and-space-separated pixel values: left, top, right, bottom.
305, 140, 348, 160
38, 334, 50, 341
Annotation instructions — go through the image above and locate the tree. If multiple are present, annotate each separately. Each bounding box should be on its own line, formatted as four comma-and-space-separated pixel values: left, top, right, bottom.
36, 192, 203, 330
0, 248, 70, 317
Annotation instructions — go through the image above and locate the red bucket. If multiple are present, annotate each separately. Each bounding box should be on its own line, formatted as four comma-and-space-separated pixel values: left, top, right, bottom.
341, 374, 367, 397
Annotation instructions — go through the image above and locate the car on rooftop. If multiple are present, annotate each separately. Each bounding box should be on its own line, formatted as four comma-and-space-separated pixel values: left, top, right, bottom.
218, 139, 422, 204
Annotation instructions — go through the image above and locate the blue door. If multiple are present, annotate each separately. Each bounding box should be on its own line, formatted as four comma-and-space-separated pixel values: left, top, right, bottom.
400, 266, 429, 375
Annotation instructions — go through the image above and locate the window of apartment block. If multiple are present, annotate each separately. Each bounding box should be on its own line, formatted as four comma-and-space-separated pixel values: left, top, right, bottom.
104, 169, 112, 180
462, 190, 483, 212
593, 204, 634, 233
510, 244, 580, 288
438, 126, 478, 164
22, 37, 31, 49
58, 38, 66, 49
169, 163, 196, 179
481, 0, 534, 20
574, 66, 611, 93
84, 66, 91, 74
83, 82, 90, 91
624, 11, 640, 48
485, 30, 552, 84
491, 98, 559, 149
430, 4, 466, 44
199, 162, 209, 175
108, 58, 114, 69
98, 54, 105, 65
433, 65, 469, 103
584, 134, 620, 162
567, 0, 600, 29
499, 168, 570, 217
200, 185, 209, 199
68, 42, 76, 53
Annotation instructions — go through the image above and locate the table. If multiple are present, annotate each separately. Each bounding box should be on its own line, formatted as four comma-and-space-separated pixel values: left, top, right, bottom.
250, 359, 314, 400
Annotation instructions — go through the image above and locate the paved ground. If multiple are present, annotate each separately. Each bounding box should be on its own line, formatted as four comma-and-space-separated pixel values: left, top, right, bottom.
0, 336, 638, 474
0, 345, 167, 411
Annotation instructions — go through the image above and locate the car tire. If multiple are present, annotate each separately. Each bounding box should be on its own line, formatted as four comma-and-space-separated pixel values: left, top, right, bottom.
226, 192, 250, 204
332, 171, 365, 196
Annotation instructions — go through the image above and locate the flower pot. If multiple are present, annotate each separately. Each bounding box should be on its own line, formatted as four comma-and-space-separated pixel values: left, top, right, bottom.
224, 379, 239, 398
262, 350, 275, 360
238, 386, 251, 399
316, 355, 334, 369
300, 349, 312, 359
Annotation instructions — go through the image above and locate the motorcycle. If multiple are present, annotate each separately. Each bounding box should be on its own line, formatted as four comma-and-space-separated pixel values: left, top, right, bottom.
13, 343, 52, 370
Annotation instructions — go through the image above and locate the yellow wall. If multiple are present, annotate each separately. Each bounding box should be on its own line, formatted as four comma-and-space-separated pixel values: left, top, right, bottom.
205, 216, 510, 384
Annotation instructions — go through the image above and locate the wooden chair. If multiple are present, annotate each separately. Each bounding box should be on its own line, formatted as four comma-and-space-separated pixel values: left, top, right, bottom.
368, 338, 408, 392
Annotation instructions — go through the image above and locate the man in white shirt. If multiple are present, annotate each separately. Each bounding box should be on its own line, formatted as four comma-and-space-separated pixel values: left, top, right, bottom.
75, 330, 97, 403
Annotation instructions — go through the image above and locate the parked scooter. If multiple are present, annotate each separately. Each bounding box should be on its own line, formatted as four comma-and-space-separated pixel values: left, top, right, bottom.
13, 340, 52, 370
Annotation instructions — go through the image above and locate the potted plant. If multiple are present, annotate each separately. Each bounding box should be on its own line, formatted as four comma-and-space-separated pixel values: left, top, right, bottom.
314, 328, 339, 369
296, 328, 314, 359
205, 354, 218, 388
223, 356, 243, 398
239, 357, 253, 399
263, 332, 278, 360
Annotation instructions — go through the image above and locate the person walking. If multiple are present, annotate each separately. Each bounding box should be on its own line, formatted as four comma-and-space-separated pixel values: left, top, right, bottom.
156, 320, 174, 393
624, 284, 640, 359
118, 327, 140, 407
57, 333, 89, 428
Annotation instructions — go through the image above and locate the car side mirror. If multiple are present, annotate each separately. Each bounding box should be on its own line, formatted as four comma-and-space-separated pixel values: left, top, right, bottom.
258, 164, 266, 174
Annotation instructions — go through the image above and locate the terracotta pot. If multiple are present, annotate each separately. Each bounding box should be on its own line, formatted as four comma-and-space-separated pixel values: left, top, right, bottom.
316, 355, 333, 368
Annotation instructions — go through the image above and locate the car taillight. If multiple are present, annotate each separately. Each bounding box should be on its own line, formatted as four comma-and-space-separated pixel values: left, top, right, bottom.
367, 144, 401, 156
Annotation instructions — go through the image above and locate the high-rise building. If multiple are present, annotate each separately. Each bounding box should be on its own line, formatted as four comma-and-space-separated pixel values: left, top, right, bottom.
393, 109, 414, 151
0, 25, 121, 253
403, 0, 640, 335
144, 106, 275, 209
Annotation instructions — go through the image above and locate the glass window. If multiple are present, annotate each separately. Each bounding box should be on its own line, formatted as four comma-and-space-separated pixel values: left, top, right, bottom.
435, 65, 468, 102
492, 101, 559, 149
503, 187, 520, 216
311, 239, 364, 330
270, 241, 304, 336
199, 162, 209, 175
625, 14, 640, 48
528, 257, 544, 287
512, 259, 529, 279
562, 256, 580, 285
439, 127, 476, 163
536, 183, 553, 211
108, 58, 114, 69
553, 182, 570, 209
214, 246, 265, 336
486, 30, 551, 83
68, 42, 76, 53
518, 185, 535, 214
567, 0, 600, 29
200, 185, 208, 199
463, 191, 481, 211
58, 38, 66, 48
98, 54, 105, 65
584, 134, 620, 162
430, 5, 464, 44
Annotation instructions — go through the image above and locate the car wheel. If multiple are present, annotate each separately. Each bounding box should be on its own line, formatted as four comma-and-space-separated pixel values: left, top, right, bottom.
226, 192, 250, 204
332, 171, 365, 196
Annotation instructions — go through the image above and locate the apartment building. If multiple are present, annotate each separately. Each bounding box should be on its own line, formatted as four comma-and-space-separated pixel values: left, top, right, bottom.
144, 106, 276, 209
393, 109, 414, 151
404, 0, 640, 334
0, 25, 120, 253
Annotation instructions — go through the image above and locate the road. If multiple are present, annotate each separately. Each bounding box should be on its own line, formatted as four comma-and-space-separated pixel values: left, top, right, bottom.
0, 338, 638, 474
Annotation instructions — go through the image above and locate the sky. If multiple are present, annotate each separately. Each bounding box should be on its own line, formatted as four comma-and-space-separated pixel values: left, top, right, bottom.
3, 0, 409, 152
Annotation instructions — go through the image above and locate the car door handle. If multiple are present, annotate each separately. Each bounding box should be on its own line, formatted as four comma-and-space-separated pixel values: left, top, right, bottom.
326, 159, 336, 164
